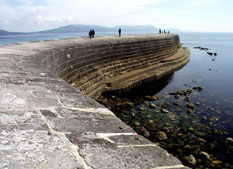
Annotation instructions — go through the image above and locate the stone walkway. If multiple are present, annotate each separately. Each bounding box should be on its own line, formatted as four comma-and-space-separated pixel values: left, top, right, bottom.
0, 36, 189, 169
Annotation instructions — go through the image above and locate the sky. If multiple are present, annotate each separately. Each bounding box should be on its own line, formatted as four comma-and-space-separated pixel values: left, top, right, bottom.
0, 0, 232, 32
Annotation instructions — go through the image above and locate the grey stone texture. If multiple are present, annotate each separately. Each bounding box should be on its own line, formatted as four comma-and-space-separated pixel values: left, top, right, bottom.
0, 35, 189, 169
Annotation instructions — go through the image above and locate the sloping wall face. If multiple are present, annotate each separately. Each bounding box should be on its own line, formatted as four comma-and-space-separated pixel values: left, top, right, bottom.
41, 35, 180, 98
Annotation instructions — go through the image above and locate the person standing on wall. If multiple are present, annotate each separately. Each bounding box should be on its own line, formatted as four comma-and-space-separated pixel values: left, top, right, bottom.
89, 30, 92, 39
118, 28, 121, 37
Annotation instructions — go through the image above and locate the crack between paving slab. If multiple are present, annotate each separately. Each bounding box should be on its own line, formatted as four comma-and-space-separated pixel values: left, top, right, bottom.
117, 144, 158, 148
56, 97, 116, 116
37, 110, 93, 169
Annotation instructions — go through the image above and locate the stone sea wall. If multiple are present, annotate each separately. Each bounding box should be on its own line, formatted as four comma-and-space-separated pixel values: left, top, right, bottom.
0, 35, 190, 169
41, 35, 181, 98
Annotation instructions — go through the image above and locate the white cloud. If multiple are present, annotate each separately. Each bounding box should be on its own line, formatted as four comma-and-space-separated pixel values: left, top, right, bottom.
0, 0, 232, 32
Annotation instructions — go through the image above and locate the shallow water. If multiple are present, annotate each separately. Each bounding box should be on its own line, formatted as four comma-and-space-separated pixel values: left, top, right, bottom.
97, 32, 233, 169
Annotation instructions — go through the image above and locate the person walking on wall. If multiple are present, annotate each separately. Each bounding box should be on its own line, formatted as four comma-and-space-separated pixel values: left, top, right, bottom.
118, 28, 121, 37
92, 29, 95, 38
89, 30, 92, 39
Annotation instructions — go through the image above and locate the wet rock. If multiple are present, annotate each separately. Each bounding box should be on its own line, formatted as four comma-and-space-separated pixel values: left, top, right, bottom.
148, 120, 154, 124
186, 103, 194, 109
184, 96, 190, 102
177, 89, 184, 95
173, 102, 180, 106
162, 127, 170, 133
169, 115, 176, 121
145, 95, 158, 101
226, 137, 233, 143
141, 127, 150, 137
207, 52, 213, 55
156, 131, 168, 140
187, 88, 193, 93
197, 86, 203, 91
184, 145, 192, 150
209, 116, 219, 122
139, 107, 145, 111
187, 109, 193, 113
164, 122, 171, 126
202, 116, 207, 120
184, 155, 196, 166
161, 108, 169, 113
134, 121, 140, 126
193, 86, 203, 91
149, 103, 156, 108
111, 95, 116, 99
195, 102, 200, 105
199, 138, 207, 143
161, 102, 170, 108
214, 53, 217, 56
126, 102, 134, 107
174, 94, 180, 99
200, 151, 211, 160
212, 160, 222, 165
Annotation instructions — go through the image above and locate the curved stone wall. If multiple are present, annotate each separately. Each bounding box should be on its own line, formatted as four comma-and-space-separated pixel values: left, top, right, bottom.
0, 35, 190, 169
41, 34, 181, 98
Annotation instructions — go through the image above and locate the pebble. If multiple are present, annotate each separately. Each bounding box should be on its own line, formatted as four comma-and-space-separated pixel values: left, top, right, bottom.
200, 151, 211, 160
149, 103, 156, 108
195, 102, 200, 105
187, 109, 193, 113
226, 137, 233, 143
186, 103, 194, 109
161, 108, 169, 113
184, 96, 190, 102
173, 102, 180, 106
156, 131, 168, 140
174, 95, 180, 99
139, 107, 145, 111
185, 155, 196, 166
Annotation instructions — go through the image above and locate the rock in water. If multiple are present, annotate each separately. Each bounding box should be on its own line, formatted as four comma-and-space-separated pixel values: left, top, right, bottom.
186, 103, 194, 109
149, 103, 156, 108
200, 151, 211, 160
156, 131, 168, 140
184, 155, 196, 166
161, 108, 169, 113
226, 137, 233, 143
139, 107, 145, 111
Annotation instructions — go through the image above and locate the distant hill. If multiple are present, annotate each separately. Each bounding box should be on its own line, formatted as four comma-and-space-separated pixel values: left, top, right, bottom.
0, 30, 27, 36
38, 24, 158, 34
0, 24, 161, 36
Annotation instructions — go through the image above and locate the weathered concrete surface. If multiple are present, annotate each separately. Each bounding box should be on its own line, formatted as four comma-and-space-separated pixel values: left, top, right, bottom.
0, 35, 189, 169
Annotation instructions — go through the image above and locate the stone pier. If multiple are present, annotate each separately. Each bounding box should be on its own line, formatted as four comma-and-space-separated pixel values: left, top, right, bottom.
0, 35, 190, 169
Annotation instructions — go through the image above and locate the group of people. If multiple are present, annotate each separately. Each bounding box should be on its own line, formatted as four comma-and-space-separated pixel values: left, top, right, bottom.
88, 29, 95, 39
159, 29, 170, 34
88, 28, 170, 38
88, 28, 122, 39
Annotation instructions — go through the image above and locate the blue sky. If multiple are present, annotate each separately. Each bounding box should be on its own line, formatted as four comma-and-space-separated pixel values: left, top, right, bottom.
0, 0, 232, 32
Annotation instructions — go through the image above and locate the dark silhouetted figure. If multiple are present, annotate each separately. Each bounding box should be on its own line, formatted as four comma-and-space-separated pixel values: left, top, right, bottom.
118, 28, 121, 37
89, 30, 92, 39
91, 29, 95, 38
159, 29, 161, 34
168, 31, 170, 34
